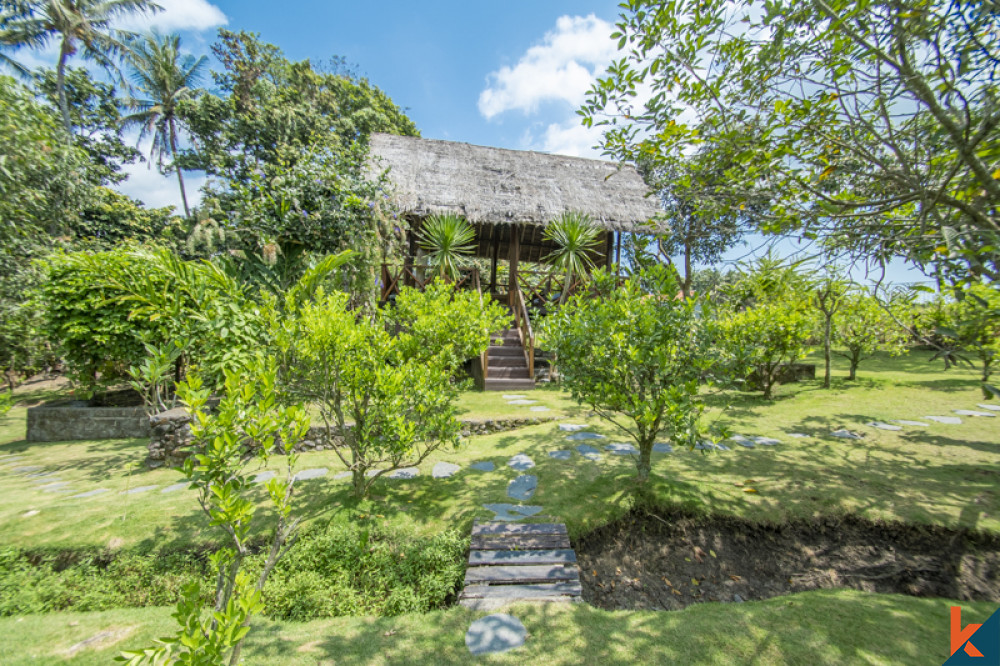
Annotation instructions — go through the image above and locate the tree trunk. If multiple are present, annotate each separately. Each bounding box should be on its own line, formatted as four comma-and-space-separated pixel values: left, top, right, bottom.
560, 266, 574, 305
636, 439, 653, 483
56, 40, 73, 135
168, 117, 191, 217
823, 313, 833, 388
983, 357, 994, 399
682, 239, 693, 299
849, 357, 859, 381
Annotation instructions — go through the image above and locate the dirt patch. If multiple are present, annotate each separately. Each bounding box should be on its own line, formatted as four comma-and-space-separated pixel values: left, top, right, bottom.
575, 510, 1000, 611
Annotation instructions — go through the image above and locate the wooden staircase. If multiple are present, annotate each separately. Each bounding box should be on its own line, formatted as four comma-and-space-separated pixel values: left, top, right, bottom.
484, 324, 535, 391
459, 521, 582, 610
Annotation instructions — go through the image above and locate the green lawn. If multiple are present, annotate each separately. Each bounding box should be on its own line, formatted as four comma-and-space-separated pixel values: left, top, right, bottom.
0, 349, 997, 662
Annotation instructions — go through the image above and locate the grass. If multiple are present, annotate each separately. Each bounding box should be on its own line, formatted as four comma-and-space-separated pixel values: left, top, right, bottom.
1, 589, 994, 665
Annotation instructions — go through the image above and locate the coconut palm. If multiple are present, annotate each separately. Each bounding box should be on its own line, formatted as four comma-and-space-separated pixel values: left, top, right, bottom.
543, 211, 601, 303
122, 32, 206, 217
417, 214, 476, 281
0, 0, 161, 133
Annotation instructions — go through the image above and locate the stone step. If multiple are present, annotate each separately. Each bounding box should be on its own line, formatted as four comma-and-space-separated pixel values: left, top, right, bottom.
484, 378, 536, 391
471, 534, 571, 550
464, 564, 580, 585
468, 549, 577, 566
460, 582, 583, 599
473, 522, 568, 536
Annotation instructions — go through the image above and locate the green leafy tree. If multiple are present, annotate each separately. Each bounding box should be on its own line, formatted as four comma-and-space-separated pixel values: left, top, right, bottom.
540, 267, 715, 483
834, 290, 911, 380
123, 32, 208, 217
581, 0, 1000, 284
934, 284, 1000, 398
543, 211, 602, 303
812, 272, 850, 388
119, 359, 310, 665
0, 0, 161, 133
720, 301, 813, 399
417, 214, 475, 280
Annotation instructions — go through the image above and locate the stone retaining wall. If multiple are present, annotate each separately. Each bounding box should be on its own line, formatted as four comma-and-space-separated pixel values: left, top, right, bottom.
148, 412, 555, 468
26, 401, 150, 442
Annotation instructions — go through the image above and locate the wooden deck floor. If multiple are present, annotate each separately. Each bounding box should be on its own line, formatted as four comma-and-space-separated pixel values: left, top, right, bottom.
459, 521, 582, 610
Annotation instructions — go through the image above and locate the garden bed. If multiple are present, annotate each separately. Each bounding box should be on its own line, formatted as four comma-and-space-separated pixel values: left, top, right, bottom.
576, 509, 1000, 611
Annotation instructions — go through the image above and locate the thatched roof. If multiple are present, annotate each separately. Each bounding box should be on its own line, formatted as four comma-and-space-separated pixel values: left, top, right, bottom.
368, 133, 664, 233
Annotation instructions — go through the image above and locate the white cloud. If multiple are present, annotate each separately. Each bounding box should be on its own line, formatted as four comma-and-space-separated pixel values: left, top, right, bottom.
115, 158, 206, 212
118, 0, 227, 33
478, 14, 617, 119
532, 120, 606, 159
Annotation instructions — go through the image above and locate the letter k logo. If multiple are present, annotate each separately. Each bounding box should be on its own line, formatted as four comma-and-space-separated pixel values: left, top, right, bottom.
953, 606, 985, 658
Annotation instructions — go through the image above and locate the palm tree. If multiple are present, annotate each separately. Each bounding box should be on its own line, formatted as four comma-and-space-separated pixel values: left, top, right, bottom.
122, 32, 206, 218
0, 0, 161, 133
543, 211, 601, 304
418, 214, 476, 281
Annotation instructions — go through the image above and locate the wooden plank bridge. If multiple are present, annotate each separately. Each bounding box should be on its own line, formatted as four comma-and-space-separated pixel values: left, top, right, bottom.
459, 521, 582, 610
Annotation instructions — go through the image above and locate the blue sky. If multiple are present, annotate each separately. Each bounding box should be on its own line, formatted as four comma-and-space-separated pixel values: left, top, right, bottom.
15, 0, 933, 286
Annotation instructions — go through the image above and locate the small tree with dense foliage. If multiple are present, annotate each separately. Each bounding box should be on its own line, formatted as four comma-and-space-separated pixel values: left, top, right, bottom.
934, 284, 1000, 399
834, 292, 911, 381
812, 273, 849, 389
118, 358, 310, 665
721, 300, 813, 399
278, 284, 503, 497
540, 268, 714, 483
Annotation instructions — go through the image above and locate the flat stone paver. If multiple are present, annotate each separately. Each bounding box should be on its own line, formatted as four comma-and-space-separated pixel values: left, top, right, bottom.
71, 489, 110, 498
653, 442, 673, 453
891, 420, 929, 426
867, 422, 903, 431
502, 395, 526, 400
548, 450, 572, 460
27, 471, 57, 479
566, 432, 605, 441
432, 462, 461, 478
470, 461, 496, 472
575, 444, 600, 456
694, 441, 730, 451
924, 415, 962, 424
558, 424, 587, 432
753, 437, 781, 446
38, 481, 69, 490
465, 613, 527, 656
333, 471, 352, 479
13, 466, 42, 473
386, 467, 419, 480
507, 454, 535, 471
606, 443, 639, 455
22, 510, 39, 518
123, 485, 159, 495
529, 406, 551, 412
830, 429, 864, 439
507, 400, 537, 406
482, 503, 544, 521
161, 483, 189, 493
978, 404, 1000, 412
294, 468, 328, 482
787, 433, 810, 438
31, 476, 61, 484
955, 409, 996, 417
253, 471, 277, 484
507, 475, 538, 501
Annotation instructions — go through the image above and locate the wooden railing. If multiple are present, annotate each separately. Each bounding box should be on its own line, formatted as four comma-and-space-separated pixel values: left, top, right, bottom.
511, 282, 535, 379
379, 263, 479, 304
472, 268, 490, 383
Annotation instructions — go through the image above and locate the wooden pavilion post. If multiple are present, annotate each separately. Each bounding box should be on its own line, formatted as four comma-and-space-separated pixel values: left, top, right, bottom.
508, 223, 520, 308
490, 227, 499, 294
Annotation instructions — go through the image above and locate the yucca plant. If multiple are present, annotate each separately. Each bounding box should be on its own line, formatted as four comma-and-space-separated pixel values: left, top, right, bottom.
544, 211, 601, 303
418, 214, 476, 281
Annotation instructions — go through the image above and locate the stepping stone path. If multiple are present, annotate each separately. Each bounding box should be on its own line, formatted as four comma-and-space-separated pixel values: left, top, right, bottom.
694, 441, 731, 451
548, 450, 572, 460
574, 444, 601, 461
123, 485, 158, 495
39, 481, 69, 491
470, 461, 496, 472
432, 462, 460, 478
787, 433, 810, 438
507, 475, 538, 501
507, 454, 535, 471
606, 442, 639, 455
753, 437, 781, 446
978, 404, 1000, 412
507, 400, 537, 406
385, 467, 419, 480
482, 504, 543, 521
728, 434, 754, 447
529, 406, 551, 412
830, 429, 864, 439
460, 521, 581, 612
867, 422, 903, 431
253, 471, 277, 484
924, 415, 962, 424
502, 395, 526, 400
22, 510, 39, 518
293, 468, 328, 482
333, 471, 352, 480
558, 424, 587, 432
955, 409, 996, 418
27, 471, 57, 479
72, 489, 109, 499
465, 613, 528, 655
566, 432, 604, 441
161, 483, 189, 493
653, 442, 673, 453
13, 466, 42, 473
892, 420, 929, 427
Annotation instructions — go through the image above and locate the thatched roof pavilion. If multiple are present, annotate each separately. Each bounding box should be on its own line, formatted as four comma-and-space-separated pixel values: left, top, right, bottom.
368, 134, 663, 284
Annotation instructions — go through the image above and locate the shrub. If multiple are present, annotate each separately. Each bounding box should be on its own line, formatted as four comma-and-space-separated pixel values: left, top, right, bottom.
720, 300, 813, 399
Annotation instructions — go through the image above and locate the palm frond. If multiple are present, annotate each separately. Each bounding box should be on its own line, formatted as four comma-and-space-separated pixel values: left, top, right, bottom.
418, 214, 476, 280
